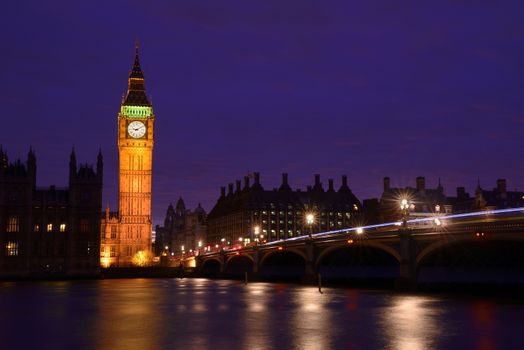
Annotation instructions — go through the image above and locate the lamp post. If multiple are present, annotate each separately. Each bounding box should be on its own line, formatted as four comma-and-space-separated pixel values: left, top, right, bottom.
306, 212, 315, 239
400, 198, 411, 228
253, 225, 260, 246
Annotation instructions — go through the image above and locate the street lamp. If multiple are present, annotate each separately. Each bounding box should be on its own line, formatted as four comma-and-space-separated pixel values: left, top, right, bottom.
400, 198, 412, 228
306, 212, 315, 238
253, 225, 260, 245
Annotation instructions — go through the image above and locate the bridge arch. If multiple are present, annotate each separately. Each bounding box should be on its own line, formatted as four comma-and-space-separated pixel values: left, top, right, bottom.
258, 248, 306, 281
225, 253, 255, 266
416, 236, 524, 284
259, 247, 307, 267
315, 241, 401, 270
224, 254, 255, 277
200, 258, 222, 277
316, 241, 401, 284
416, 234, 524, 267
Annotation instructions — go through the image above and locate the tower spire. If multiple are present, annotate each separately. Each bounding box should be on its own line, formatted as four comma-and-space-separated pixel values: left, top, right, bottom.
123, 39, 150, 106
130, 39, 144, 79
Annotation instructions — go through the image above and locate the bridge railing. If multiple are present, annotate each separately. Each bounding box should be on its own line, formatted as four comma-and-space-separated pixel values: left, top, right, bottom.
195, 206, 524, 257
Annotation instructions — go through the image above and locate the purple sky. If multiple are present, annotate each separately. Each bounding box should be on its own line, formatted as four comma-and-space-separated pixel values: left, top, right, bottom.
2, 1, 524, 226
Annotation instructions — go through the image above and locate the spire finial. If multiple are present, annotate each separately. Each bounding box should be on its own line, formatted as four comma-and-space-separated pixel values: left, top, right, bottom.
135, 36, 139, 50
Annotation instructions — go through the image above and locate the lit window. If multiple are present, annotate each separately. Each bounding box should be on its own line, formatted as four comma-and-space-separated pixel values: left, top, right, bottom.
110, 246, 116, 257
47, 223, 53, 232
6, 216, 19, 232
6, 242, 18, 256
110, 226, 117, 239
60, 224, 66, 232
34, 224, 40, 232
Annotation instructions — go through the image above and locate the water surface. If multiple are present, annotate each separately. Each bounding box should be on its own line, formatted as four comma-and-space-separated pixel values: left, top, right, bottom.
0, 278, 522, 349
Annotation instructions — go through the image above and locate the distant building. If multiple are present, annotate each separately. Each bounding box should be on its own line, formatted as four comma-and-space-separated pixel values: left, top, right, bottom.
379, 176, 450, 223
460, 178, 524, 212
155, 198, 207, 255
0, 147, 102, 277
206, 173, 361, 245
374, 177, 524, 223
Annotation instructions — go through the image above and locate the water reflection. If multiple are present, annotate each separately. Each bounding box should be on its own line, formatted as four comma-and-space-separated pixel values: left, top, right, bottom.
242, 283, 270, 350
0, 279, 522, 349
381, 296, 442, 350
292, 287, 332, 349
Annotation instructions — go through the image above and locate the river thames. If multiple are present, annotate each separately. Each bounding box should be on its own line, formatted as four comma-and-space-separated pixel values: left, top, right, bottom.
0, 278, 522, 349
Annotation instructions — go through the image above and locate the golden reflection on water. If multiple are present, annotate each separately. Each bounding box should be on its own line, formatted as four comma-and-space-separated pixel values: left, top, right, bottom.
242, 283, 270, 350
382, 296, 441, 350
94, 279, 163, 350
292, 287, 332, 350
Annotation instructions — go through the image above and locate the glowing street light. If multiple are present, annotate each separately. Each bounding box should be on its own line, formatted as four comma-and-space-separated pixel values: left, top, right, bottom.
400, 198, 412, 228
253, 225, 260, 245
306, 212, 315, 238
356, 227, 364, 235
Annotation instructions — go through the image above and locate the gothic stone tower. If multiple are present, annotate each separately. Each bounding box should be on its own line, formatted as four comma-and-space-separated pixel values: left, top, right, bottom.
117, 42, 155, 265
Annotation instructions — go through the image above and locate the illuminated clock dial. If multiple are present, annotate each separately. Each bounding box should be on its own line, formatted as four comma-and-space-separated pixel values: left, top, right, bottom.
127, 121, 146, 138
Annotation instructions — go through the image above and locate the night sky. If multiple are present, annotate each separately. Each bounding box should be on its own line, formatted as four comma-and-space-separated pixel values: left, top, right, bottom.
2, 1, 523, 226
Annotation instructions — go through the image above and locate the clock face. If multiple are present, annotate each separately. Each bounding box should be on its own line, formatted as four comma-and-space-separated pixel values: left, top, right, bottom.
127, 121, 146, 138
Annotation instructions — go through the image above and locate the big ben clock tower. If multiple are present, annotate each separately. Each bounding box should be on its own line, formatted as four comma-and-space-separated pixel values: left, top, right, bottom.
117, 41, 155, 264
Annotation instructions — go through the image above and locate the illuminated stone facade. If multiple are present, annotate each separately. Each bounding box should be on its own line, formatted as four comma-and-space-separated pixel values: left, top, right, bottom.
155, 199, 207, 256
100, 43, 155, 267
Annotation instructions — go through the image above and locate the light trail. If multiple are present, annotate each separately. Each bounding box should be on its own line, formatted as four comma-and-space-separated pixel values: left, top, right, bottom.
261, 206, 524, 247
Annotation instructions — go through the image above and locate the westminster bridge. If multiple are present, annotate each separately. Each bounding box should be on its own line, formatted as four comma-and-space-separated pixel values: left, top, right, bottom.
180, 208, 524, 287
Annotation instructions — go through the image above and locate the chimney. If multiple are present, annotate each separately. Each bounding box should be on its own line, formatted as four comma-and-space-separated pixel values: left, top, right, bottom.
220, 186, 226, 197
497, 179, 507, 194
384, 177, 390, 192
282, 173, 288, 186
254, 172, 260, 185
416, 176, 425, 192
457, 187, 465, 198
328, 179, 334, 191
342, 175, 348, 187
243, 176, 250, 189
228, 183, 233, 195
235, 180, 241, 192
315, 174, 320, 186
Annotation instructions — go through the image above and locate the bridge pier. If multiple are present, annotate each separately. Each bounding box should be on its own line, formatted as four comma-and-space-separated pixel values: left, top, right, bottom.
303, 240, 317, 284
396, 230, 417, 291
250, 249, 260, 281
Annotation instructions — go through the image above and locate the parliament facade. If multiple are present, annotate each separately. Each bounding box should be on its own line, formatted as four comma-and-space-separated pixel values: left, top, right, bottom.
0, 148, 102, 277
